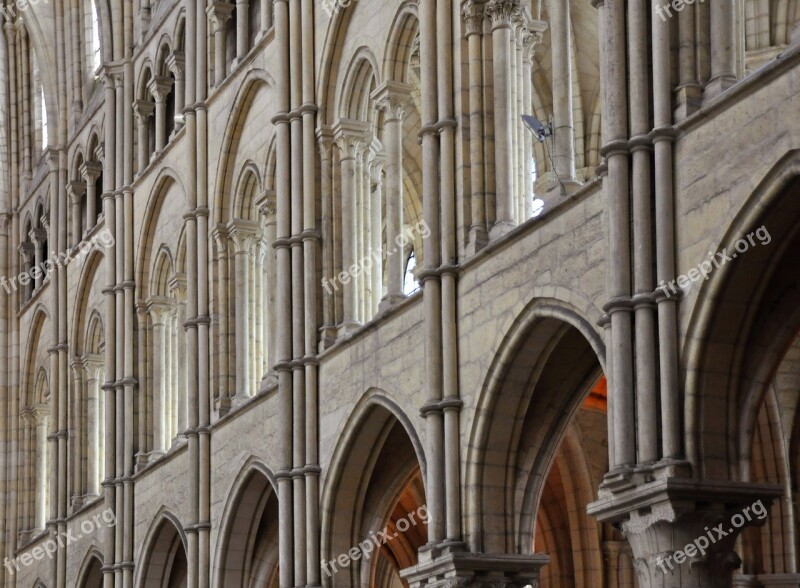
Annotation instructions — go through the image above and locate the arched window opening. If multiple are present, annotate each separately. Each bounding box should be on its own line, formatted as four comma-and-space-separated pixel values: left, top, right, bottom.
147, 247, 188, 458
165, 72, 176, 139
225, 4, 238, 75
40, 87, 48, 151
20, 220, 34, 304
90, 0, 102, 72
32, 371, 50, 533
221, 172, 276, 406
249, 0, 262, 47
403, 250, 419, 296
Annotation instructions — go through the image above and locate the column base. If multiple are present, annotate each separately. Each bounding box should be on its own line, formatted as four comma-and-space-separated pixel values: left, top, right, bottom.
489, 221, 517, 241
674, 83, 704, 120
588, 477, 783, 588
704, 75, 738, 101
319, 324, 338, 350
259, 371, 279, 394
400, 543, 549, 588
230, 393, 254, 409
336, 321, 361, 340
544, 178, 582, 201
378, 293, 406, 314
465, 227, 489, 257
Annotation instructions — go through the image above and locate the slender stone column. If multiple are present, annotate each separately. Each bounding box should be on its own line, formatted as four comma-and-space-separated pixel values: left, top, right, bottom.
66, 180, 86, 245
651, 0, 681, 462
165, 52, 186, 132
81, 161, 103, 229
212, 226, 231, 413
521, 24, 544, 218
69, 359, 85, 510
272, 0, 294, 583
132, 100, 155, 172
675, 3, 702, 118
148, 300, 171, 454
229, 220, 259, 402
629, 0, 658, 464
148, 76, 173, 153
257, 193, 278, 387
236, 0, 249, 61
260, 0, 273, 35
486, 0, 521, 238
18, 242, 34, 302
333, 121, 368, 336
549, 0, 577, 185
207, 3, 235, 86
373, 82, 411, 310
317, 129, 337, 347
85, 358, 104, 496
32, 404, 49, 531
418, 0, 446, 544
29, 227, 47, 291
706, 0, 737, 98
596, 0, 635, 470
463, 1, 488, 253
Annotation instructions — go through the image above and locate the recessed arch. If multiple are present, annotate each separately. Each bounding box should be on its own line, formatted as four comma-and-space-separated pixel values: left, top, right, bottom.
683, 150, 800, 480
135, 509, 189, 588
464, 298, 606, 555
211, 68, 275, 225
213, 458, 280, 587
321, 391, 428, 588
76, 548, 105, 588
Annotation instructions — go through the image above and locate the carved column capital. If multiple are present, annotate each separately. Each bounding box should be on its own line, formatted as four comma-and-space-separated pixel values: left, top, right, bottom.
147, 76, 173, 103
67, 181, 88, 204
485, 0, 521, 30
80, 161, 104, 182
18, 241, 35, 261
462, 1, 485, 37
29, 227, 48, 246
165, 51, 186, 81
206, 2, 235, 33
522, 20, 548, 59
371, 81, 413, 123
333, 119, 371, 160
227, 219, 261, 254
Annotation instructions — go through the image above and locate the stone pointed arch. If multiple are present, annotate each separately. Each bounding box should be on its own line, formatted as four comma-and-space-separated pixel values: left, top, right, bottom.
211, 68, 275, 225
233, 161, 263, 222
321, 390, 427, 588
337, 48, 381, 121
134, 508, 189, 588
76, 547, 105, 588
683, 150, 800, 480
212, 457, 280, 587
134, 166, 185, 294
380, 1, 419, 84
22, 305, 51, 404
70, 249, 105, 352
464, 298, 606, 555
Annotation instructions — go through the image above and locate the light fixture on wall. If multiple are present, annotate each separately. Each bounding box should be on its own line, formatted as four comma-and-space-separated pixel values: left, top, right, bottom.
521, 114, 552, 143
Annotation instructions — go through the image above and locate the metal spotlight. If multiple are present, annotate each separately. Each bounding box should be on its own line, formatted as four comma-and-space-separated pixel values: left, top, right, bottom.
521, 114, 552, 143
